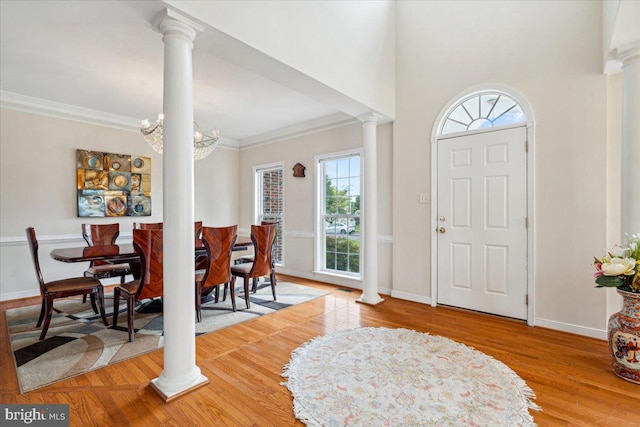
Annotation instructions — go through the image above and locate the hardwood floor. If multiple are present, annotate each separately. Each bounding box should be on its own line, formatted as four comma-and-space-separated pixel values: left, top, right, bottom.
1, 275, 639, 426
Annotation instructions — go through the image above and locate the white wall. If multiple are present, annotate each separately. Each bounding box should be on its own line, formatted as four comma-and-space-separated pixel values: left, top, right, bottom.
238, 122, 393, 292
167, 0, 396, 119
0, 108, 239, 300
393, 1, 609, 337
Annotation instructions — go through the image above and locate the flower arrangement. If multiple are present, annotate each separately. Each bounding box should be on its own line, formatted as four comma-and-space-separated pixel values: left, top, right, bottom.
594, 233, 640, 293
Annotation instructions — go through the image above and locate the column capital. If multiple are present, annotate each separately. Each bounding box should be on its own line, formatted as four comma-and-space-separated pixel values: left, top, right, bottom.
152, 9, 203, 44
358, 112, 383, 126
617, 44, 640, 68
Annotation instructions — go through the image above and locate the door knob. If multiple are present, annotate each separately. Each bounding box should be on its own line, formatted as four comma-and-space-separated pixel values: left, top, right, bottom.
438, 227, 446, 234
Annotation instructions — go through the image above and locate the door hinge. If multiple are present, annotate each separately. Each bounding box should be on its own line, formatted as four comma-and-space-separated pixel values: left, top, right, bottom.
525, 217, 529, 228
525, 140, 529, 152
526, 294, 529, 305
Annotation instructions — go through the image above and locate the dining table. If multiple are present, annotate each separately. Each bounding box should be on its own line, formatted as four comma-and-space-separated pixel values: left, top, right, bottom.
50, 237, 253, 310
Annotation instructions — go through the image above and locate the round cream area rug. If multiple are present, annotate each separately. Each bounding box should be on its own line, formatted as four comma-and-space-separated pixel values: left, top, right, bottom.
282, 327, 540, 426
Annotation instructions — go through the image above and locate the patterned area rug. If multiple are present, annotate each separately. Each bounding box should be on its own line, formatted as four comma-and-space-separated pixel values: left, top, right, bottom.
282, 327, 541, 426
7, 281, 328, 393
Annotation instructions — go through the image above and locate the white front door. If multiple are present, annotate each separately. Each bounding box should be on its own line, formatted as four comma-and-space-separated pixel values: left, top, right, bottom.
437, 126, 528, 319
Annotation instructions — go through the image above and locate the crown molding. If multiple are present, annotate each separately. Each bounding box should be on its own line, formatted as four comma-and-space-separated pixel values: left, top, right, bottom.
239, 112, 359, 150
0, 91, 241, 149
0, 91, 141, 131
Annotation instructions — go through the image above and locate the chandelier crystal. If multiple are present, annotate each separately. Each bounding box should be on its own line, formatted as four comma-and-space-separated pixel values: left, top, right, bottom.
140, 114, 220, 161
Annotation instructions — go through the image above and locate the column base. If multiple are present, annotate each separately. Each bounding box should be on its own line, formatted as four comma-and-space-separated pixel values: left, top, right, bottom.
356, 295, 385, 306
150, 374, 209, 403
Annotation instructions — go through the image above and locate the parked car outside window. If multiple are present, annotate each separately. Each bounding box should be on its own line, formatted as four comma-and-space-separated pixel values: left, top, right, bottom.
325, 220, 355, 235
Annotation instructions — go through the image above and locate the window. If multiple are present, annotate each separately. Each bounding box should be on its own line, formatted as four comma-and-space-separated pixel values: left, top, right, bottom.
255, 164, 283, 265
318, 153, 361, 276
441, 92, 525, 135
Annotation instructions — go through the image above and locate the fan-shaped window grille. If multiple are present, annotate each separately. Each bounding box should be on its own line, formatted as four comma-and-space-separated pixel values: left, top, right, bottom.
440, 92, 526, 135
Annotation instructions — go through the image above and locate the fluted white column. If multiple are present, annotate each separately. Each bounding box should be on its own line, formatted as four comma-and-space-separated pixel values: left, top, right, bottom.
619, 46, 640, 238
150, 9, 208, 401
357, 113, 384, 306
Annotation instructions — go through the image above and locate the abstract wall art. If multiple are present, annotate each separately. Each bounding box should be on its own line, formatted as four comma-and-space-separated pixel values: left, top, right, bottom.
76, 149, 151, 217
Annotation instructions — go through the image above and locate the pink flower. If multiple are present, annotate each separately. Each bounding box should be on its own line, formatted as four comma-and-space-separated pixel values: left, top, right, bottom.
593, 257, 604, 278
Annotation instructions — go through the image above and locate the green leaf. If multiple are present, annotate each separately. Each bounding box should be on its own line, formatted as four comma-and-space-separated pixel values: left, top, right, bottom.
595, 275, 624, 288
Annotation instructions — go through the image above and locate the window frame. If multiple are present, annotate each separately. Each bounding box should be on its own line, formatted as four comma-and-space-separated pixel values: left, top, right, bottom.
314, 149, 363, 278
440, 91, 526, 136
253, 162, 284, 266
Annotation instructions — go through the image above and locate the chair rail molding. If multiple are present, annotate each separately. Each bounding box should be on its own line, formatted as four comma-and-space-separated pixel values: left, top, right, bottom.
237, 229, 392, 243
1, 232, 133, 247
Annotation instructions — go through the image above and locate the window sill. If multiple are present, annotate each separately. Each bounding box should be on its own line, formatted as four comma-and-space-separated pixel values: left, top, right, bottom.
312, 270, 362, 285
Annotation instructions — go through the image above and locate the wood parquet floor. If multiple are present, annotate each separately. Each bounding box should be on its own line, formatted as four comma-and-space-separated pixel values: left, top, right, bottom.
1, 275, 638, 426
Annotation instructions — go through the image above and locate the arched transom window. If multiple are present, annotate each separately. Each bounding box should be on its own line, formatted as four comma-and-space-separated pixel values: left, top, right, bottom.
440, 92, 526, 135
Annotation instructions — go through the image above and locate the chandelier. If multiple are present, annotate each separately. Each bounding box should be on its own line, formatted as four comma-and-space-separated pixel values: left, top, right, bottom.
140, 114, 220, 161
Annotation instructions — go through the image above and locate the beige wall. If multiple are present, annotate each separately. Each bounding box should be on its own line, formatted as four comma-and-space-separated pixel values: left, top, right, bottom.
0, 1, 626, 340
0, 108, 239, 300
238, 122, 393, 291
393, 1, 610, 337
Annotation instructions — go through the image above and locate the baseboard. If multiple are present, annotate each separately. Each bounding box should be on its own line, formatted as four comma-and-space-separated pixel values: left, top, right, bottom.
535, 317, 607, 340
390, 290, 432, 305
0, 289, 40, 302
278, 268, 391, 296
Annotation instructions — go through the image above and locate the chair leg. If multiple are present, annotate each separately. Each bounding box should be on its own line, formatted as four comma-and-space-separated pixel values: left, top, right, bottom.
252, 278, 258, 293
195, 283, 202, 323
90, 293, 98, 314
230, 277, 237, 312
120, 274, 126, 284
39, 295, 54, 341
82, 294, 87, 303
96, 287, 108, 326
270, 270, 277, 301
112, 288, 121, 328
243, 275, 251, 309
36, 298, 45, 327
127, 295, 135, 342
214, 285, 219, 303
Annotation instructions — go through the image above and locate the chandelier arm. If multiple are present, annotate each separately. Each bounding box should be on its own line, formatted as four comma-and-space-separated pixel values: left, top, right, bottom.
140, 115, 219, 161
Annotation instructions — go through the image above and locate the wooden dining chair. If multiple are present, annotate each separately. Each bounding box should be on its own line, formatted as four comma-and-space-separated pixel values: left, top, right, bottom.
26, 227, 109, 340
195, 225, 237, 320
229, 224, 277, 309
194, 221, 203, 240
83, 245, 130, 282
234, 221, 278, 293
193, 221, 208, 271
133, 221, 201, 241
82, 223, 119, 246
112, 229, 161, 342
81, 223, 131, 287
133, 222, 163, 230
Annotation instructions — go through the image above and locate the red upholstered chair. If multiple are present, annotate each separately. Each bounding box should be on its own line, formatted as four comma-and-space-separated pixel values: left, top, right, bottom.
81, 223, 131, 286
26, 227, 108, 340
195, 225, 237, 320
229, 224, 277, 309
112, 229, 161, 342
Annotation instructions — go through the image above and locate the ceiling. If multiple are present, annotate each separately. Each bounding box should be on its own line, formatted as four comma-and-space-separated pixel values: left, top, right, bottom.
0, 0, 346, 147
